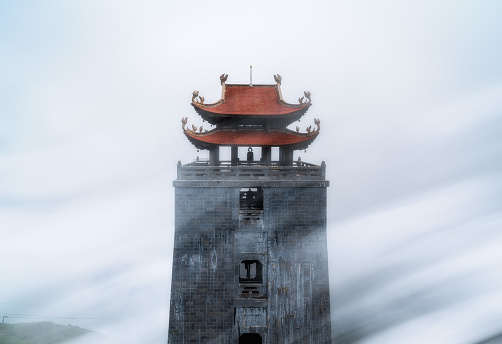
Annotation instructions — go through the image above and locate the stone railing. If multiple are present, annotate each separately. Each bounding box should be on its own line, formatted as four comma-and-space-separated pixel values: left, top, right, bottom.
177, 161, 326, 181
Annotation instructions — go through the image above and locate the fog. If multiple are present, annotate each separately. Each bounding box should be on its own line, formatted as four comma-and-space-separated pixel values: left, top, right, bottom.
1, 1, 501, 343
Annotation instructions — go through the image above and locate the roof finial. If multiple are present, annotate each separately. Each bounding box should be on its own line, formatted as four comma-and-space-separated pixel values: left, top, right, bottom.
274, 74, 282, 85
250, 65, 253, 87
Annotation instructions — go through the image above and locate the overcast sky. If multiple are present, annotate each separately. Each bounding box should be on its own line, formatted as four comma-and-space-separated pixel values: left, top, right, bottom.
1, 1, 502, 343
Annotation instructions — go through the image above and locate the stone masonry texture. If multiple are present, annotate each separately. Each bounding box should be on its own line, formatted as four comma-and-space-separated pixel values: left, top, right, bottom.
169, 179, 331, 343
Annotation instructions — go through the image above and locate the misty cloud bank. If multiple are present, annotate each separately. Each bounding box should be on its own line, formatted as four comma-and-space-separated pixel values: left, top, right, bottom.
1, 1, 501, 343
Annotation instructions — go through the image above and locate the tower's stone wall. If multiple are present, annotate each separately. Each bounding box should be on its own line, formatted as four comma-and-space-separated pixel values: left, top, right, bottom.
169, 187, 237, 343
169, 179, 331, 343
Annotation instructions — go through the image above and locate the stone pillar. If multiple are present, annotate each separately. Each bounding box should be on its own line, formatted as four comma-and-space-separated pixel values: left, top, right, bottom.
231, 146, 238, 166
262, 147, 271, 166
279, 147, 293, 166
209, 146, 220, 166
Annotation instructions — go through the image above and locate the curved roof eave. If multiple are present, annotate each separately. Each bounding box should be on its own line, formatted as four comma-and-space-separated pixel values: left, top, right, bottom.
191, 104, 311, 125
183, 129, 319, 151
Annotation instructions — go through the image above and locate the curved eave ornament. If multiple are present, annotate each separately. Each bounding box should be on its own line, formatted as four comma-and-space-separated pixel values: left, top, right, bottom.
273, 74, 313, 108
190, 73, 228, 108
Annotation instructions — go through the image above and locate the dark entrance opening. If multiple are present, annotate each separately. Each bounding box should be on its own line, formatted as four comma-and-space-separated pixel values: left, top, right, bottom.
239, 188, 263, 210
239, 333, 262, 344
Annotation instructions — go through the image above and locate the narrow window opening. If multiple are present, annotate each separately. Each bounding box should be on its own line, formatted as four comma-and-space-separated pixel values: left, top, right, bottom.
239, 260, 262, 284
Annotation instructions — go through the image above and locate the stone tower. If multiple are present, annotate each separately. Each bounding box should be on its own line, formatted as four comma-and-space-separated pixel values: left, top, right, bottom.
169, 74, 331, 343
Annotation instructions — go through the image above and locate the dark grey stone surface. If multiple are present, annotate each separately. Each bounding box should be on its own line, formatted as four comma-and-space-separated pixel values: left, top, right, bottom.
169, 169, 332, 343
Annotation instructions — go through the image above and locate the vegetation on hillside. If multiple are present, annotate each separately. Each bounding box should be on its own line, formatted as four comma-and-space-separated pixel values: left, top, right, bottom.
0, 322, 111, 344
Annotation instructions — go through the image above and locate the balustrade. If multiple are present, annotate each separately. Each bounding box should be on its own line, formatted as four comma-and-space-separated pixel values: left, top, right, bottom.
177, 161, 325, 180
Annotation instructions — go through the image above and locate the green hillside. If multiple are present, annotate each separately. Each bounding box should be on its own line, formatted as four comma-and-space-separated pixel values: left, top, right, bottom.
0, 322, 111, 344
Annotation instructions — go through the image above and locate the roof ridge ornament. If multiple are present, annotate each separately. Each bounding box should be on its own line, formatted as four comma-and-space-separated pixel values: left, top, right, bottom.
299, 91, 312, 105
181, 117, 191, 133
274, 74, 282, 85
306, 118, 320, 136
220, 73, 228, 85
192, 90, 205, 105
181, 117, 204, 134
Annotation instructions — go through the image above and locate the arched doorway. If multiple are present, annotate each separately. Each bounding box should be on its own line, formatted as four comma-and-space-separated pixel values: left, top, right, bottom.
239, 333, 262, 344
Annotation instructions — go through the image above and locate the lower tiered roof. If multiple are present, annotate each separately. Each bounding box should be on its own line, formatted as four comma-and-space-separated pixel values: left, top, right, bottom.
184, 128, 318, 150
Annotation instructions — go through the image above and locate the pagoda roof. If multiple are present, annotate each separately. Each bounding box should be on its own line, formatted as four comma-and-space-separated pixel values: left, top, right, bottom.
182, 127, 319, 150
191, 78, 312, 125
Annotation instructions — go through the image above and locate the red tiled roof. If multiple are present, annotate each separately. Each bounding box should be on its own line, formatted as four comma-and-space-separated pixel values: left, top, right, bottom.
184, 129, 318, 150
193, 85, 309, 116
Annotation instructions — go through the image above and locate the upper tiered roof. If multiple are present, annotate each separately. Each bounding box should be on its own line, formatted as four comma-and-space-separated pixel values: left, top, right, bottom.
191, 74, 312, 125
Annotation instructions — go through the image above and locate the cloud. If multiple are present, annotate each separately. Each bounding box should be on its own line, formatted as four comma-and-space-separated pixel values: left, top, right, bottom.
1, 1, 501, 343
